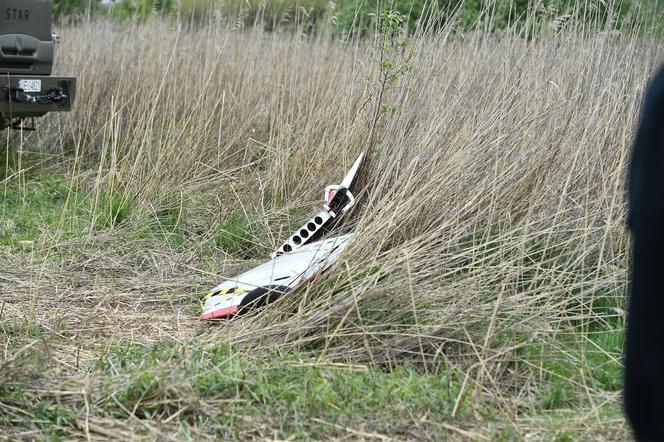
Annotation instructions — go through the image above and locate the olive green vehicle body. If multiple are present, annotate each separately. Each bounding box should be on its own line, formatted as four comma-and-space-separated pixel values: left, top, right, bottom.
0, 0, 75, 128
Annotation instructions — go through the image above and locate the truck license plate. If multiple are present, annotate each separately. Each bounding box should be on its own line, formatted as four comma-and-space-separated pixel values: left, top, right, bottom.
18, 79, 41, 93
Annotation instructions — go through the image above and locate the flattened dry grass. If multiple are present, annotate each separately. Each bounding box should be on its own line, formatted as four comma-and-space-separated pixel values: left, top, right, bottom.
1, 11, 661, 439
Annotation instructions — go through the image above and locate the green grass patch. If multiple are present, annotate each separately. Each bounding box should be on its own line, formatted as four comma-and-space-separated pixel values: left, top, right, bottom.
91, 341, 471, 436
0, 373, 76, 438
0, 174, 137, 249
2, 340, 476, 438
0, 175, 81, 246
1, 173, 206, 256
214, 213, 261, 258
517, 327, 623, 411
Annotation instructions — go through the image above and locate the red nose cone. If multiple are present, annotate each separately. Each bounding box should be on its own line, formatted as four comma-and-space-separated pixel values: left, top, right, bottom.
201, 305, 238, 320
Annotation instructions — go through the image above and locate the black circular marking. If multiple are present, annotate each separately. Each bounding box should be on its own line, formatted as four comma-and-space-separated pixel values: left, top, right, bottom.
238, 285, 290, 312
293, 235, 301, 244
300, 229, 309, 238
307, 222, 316, 231
283, 244, 292, 252
314, 216, 323, 225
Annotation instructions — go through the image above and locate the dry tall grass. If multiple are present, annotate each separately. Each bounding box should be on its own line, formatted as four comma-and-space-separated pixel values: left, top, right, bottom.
2, 11, 663, 439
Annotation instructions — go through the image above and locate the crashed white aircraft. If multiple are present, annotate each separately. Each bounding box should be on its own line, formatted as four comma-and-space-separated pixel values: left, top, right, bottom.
201, 152, 365, 320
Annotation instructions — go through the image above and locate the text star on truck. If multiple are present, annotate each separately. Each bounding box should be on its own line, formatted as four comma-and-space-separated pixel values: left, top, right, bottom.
0, 0, 75, 130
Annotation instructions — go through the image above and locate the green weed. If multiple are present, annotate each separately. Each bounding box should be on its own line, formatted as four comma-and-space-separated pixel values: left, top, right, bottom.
214, 213, 259, 258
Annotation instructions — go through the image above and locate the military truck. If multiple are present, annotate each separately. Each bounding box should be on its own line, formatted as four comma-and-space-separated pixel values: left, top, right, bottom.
0, 0, 75, 130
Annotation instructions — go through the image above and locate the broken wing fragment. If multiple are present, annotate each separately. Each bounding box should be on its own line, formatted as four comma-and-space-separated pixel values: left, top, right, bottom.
201, 234, 352, 320
201, 152, 364, 321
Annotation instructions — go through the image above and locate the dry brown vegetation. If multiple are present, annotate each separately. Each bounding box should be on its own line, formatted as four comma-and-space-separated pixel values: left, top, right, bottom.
1, 12, 662, 440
